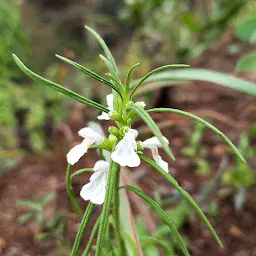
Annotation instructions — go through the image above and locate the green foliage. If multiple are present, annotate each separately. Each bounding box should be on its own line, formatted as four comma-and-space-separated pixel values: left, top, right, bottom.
183, 123, 211, 177
223, 130, 256, 188
236, 52, 256, 72
16, 193, 65, 242
236, 17, 256, 43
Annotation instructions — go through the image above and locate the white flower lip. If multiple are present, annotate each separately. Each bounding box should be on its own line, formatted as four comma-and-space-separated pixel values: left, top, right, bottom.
80, 160, 109, 205
66, 127, 104, 165
97, 94, 114, 120
141, 136, 169, 172
111, 128, 140, 167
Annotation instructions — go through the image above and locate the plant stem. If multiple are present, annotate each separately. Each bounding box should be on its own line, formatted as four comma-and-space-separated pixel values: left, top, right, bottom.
66, 164, 82, 214
113, 167, 126, 254
95, 160, 119, 256
82, 215, 101, 256
71, 202, 94, 256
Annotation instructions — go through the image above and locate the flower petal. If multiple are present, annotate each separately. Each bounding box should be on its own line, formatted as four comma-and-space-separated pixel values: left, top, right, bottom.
80, 160, 109, 205
66, 139, 89, 165
111, 128, 140, 167
106, 94, 114, 110
78, 127, 104, 144
141, 136, 169, 149
80, 171, 107, 204
97, 112, 110, 120
151, 148, 169, 172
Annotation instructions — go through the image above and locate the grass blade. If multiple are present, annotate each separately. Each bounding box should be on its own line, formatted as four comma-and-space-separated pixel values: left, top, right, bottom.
140, 155, 223, 247
13, 54, 109, 112
148, 108, 246, 162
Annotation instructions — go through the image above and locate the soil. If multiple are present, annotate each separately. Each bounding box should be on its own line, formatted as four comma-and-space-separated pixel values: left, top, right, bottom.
1, 19, 256, 256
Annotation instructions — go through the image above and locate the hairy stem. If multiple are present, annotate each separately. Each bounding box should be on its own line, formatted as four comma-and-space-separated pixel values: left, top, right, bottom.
71, 202, 94, 256
66, 164, 82, 213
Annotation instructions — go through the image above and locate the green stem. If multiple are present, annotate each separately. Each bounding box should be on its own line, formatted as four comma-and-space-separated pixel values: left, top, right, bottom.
95, 160, 119, 256
70, 168, 94, 180
71, 202, 94, 256
82, 215, 101, 256
66, 164, 82, 214
113, 168, 126, 254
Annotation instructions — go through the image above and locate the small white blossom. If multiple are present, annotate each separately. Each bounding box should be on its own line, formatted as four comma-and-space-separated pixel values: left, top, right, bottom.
80, 160, 109, 204
67, 127, 104, 165
141, 136, 169, 172
97, 94, 114, 120
111, 128, 140, 167
137, 101, 146, 108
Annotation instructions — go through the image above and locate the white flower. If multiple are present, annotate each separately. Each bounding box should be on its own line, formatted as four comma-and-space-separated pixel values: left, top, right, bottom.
67, 127, 104, 165
97, 94, 114, 120
80, 160, 109, 204
111, 128, 140, 167
141, 136, 169, 172
136, 101, 146, 108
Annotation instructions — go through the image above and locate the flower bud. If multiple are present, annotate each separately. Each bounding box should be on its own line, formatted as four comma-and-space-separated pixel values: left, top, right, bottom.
119, 126, 129, 136
101, 138, 112, 151
136, 141, 143, 151
109, 111, 123, 122
108, 126, 120, 137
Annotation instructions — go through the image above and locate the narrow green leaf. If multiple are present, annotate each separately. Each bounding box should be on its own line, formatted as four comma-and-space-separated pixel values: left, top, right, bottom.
12, 54, 109, 112
82, 216, 101, 256
122, 185, 190, 256
66, 164, 82, 214
16, 200, 42, 211
55, 54, 123, 96
95, 160, 120, 256
85, 26, 118, 74
99, 54, 121, 83
133, 68, 256, 96
70, 168, 94, 180
71, 202, 94, 256
126, 63, 140, 94
17, 213, 35, 224
122, 232, 139, 256
140, 155, 223, 247
148, 108, 246, 163
140, 236, 173, 255
130, 64, 189, 98
130, 104, 175, 160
